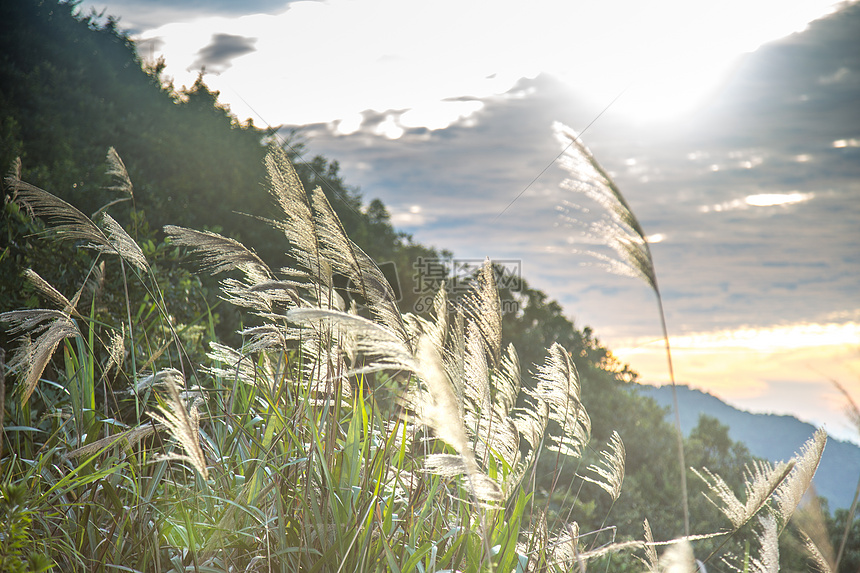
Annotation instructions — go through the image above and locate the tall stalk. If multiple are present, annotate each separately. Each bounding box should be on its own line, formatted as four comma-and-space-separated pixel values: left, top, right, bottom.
553, 121, 690, 536
656, 284, 690, 536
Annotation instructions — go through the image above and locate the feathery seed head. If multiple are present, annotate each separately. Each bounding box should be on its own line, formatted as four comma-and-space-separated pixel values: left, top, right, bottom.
581, 430, 626, 501
774, 428, 827, 529
148, 373, 209, 481
660, 541, 696, 573
553, 122, 658, 293
750, 513, 779, 573
1, 309, 82, 403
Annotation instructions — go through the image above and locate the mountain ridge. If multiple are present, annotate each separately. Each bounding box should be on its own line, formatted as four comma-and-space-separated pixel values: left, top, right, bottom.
638, 384, 859, 510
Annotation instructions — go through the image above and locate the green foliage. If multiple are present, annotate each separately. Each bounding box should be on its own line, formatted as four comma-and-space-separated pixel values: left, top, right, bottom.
830, 508, 860, 573
0, 484, 52, 572
0, 3, 845, 571
0, 153, 573, 570
6, 144, 834, 571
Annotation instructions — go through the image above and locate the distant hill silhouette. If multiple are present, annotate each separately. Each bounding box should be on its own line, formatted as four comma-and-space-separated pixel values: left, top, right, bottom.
639, 384, 859, 510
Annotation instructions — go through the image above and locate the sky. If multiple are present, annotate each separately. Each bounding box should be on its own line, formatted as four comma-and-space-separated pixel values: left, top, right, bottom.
80, 0, 860, 444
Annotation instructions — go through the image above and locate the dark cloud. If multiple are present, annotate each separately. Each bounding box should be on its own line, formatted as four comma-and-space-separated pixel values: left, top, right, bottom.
135, 35, 165, 58
190, 34, 258, 74
683, 2, 860, 151
133, 0, 290, 12
80, 0, 297, 33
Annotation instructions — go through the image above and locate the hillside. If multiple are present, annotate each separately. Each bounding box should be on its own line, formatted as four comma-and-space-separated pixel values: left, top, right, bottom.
640, 384, 860, 510
0, 0, 696, 545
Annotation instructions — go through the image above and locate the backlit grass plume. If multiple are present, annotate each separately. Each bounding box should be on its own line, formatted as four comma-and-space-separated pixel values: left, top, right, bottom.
691, 427, 831, 568
748, 513, 780, 573
0, 309, 81, 403
6, 160, 149, 274
800, 529, 835, 573
693, 429, 825, 538
262, 146, 409, 347
22, 268, 81, 317
283, 285, 505, 502
825, 376, 860, 573
693, 460, 794, 532
553, 120, 690, 535
416, 331, 504, 502
533, 342, 590, 458
233, 150, 598, 504
163, 226, 275, 285
104, 146, 134, 197
794, 490, 837, 573
308, 184, 412, 350
3, 155, 151, 404
640, 519, 660, 573
773, 428, 827, 529
148, 371, 209, 481
581, 430, 626, 502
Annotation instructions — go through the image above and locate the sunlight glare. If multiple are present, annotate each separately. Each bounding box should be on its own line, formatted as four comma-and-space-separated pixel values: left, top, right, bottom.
700, 191, 814, 212
400, 100, 485, 131
334, 113, 364, 136
127, 0, 845, 129
833, 138, 860, 148
610, 321, 860, 443
541, 0, 842, 122
375, 114, 404, 139
745, 192, 815, 207
667, 322, 860, 353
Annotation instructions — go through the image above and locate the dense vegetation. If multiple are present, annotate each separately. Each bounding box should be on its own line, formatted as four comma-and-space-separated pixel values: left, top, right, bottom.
0, 1, 855, 571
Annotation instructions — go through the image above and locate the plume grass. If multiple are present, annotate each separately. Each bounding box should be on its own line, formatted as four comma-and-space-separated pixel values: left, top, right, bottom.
6, 171, 149, 274
800, 530, 834, 573
413, 329, 503, 502
640, 519, 660, 573
795, 489, 836, 573
693, 460, 794, 531
581, 430, 626, 502
0, 309, 81, 403
750, 513, 780, 573
2, 144, 836, 571
825, 376, 860, 572
148, 372, 209, 481
773, 428, 827, 530
164, 225, 274, 283
554, 120, 690, 535
533, 342, 590, 458
21, 268, 78, 315
104, 146, 134, 197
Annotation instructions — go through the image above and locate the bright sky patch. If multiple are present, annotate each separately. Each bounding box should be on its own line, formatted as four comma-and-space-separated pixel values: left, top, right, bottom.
98, 0, 847, 130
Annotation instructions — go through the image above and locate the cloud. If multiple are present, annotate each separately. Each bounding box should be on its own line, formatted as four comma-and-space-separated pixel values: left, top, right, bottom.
389, 204, 433, 227
136, 35, 165, 59
189, 33, 257, 74
80, 0, 293, 32
699, 191, 815, 212
833, 138, 860, 148
278, 10, 860, 341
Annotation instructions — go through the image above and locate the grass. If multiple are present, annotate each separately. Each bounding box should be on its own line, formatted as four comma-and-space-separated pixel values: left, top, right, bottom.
0, 144, 833, 572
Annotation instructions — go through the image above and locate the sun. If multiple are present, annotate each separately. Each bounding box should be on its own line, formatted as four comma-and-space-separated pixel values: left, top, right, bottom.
544, 0, 842, 124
